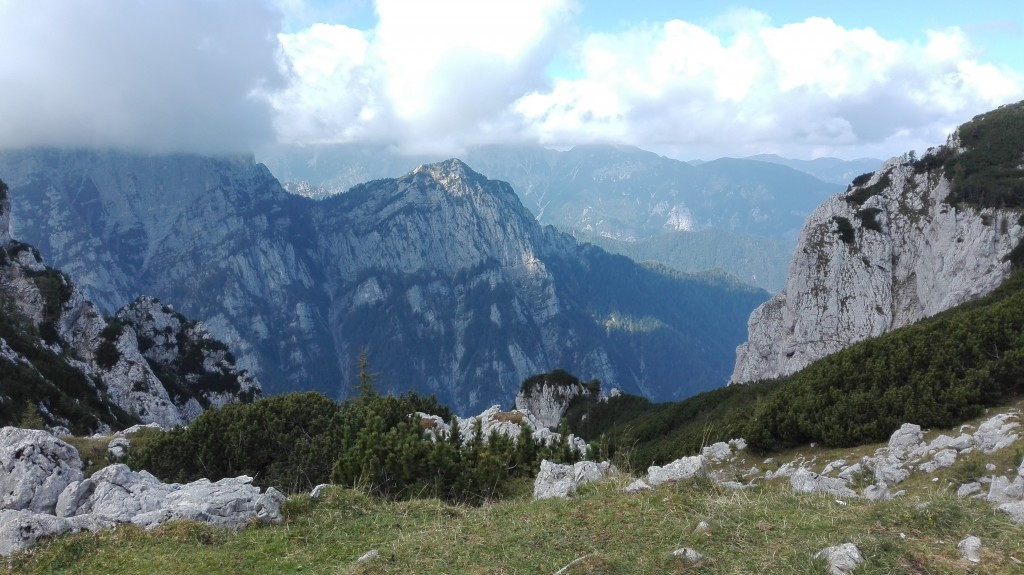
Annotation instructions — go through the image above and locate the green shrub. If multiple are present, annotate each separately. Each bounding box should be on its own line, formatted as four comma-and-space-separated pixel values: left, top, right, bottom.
832, 216, 855, 244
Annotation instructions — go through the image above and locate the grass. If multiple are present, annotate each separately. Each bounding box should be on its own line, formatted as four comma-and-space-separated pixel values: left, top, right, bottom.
8, 404, 1024, 574
6, 465, 1024, 573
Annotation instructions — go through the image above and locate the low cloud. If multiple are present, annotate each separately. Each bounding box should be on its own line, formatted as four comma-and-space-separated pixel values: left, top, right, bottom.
0, 0, 285, 153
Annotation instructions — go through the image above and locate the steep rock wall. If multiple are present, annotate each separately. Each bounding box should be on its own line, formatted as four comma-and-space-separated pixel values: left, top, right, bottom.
732, 147, 1024, 383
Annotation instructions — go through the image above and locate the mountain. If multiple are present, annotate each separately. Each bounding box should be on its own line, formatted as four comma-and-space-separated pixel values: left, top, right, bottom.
0, 151, 768, 412
0, 179, 259, 433
731, 101, 1024, 384
744, 154, 883, 185
261, 143, 842, 242
258, 143, 841, 292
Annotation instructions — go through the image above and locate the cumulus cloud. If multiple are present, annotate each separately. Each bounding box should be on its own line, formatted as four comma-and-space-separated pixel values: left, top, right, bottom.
515, 14, 1024, 158
272, 0, 575, 153
2, 1, 1020, 159
274, 4, 1022, 159
0, 0, 285, 153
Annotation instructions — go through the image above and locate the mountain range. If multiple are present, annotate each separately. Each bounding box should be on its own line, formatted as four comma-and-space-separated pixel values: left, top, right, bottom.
259, 144, 863, 292
0, 151, 767, 412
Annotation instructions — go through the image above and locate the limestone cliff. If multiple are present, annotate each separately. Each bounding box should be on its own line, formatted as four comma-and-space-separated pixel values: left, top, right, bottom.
732, 117, 1024, 383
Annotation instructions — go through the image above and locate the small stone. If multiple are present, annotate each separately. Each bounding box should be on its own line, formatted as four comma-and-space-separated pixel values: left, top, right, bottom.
623, 479, 651, 493
671, 547, 703, 562
815, 543, 864, 575
357, 549, 379, 562
695, 521, 709, 531
310, 483, 329, 498
957, 535, 981, 563
956, 482, 982, 498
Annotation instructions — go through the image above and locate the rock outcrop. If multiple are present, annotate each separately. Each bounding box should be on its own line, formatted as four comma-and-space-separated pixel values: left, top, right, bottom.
732, 133, 1024, 383
0, 426, 284, 556
532, 460, 615, 499
514, 370, 594, 430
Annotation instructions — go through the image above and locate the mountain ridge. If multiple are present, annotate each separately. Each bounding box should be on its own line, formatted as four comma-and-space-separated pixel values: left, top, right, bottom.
1, 151, 768, 412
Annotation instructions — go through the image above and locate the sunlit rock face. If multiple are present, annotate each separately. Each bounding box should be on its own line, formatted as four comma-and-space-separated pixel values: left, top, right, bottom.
732, 141, 1024, 384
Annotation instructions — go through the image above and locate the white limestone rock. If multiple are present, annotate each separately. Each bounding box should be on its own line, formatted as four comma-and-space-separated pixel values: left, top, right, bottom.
815, 543, 864, 575
731, 149, 1024, 384
956, 482, 982, 499
0, 509, 115, 557
918, 449, 957, 474
671, 547, 703, 562
790, 468, 858, 499
514, 372, 592, 430
623, 479, 651, 493
958, 535, 981, 563
533, 459, 614, 499
0, 427, 84, 514
701, 441, 733, 463
647, 455, 707, 486
973, 413, 1020, 454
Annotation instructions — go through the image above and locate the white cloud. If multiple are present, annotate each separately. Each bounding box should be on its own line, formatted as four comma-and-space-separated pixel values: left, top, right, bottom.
273, 0, 575, 153
515, 14, 1023, 159
2, 1, 1020, 160
0, 0, 285, 153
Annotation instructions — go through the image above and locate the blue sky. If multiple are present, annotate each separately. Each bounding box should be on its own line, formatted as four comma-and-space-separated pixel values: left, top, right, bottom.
1, 0, 1021, 160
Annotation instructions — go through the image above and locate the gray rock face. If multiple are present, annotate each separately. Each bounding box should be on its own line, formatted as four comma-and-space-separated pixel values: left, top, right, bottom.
2, 149, 767, 411
514, 372, 592, 430
532, 459, 614, 499
0, 428, 84, 514
732, 145, 1024, 383
0, 427, 284, 556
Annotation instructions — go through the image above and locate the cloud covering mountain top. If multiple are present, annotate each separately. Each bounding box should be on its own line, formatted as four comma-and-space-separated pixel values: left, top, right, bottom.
0, 0, 1021, 159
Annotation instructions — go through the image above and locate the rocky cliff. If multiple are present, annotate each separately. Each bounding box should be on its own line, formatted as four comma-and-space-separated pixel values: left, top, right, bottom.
732, 105, 1024, 383
0, 179, 258, 432
0, 151, 768, 411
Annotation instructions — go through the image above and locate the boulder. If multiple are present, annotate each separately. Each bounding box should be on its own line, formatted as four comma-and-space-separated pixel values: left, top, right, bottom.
0, 428, 286, 556
647, 456, 707, 486
887, 424, 924, 460
533, 460, 614, 499
956, 482, 982, 499
0, 427, 84, 514
701, 442, 733, 463
64, 464, 284, 529
107, 437, 130, 460
815, 543, 864, 575
918, 449, 957, 474
973, 413, 1020, 454
790, 468, 857, 499
0, 509, 115, 557
872, 457, 910, 485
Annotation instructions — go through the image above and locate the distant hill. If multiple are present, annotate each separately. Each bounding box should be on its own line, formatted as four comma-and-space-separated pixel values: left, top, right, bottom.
573, 228, 791, 293
744, 154, 883, 185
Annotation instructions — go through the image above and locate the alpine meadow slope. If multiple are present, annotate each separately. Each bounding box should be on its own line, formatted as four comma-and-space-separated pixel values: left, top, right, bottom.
0, 152, 767, 411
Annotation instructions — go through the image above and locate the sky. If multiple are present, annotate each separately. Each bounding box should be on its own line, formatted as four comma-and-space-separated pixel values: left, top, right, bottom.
0, 0, 1021, 161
